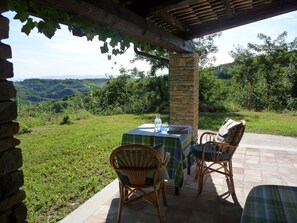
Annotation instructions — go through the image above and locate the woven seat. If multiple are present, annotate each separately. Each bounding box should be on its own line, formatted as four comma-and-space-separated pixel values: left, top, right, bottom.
191, 119, 246, 195
110, 144, 170, 223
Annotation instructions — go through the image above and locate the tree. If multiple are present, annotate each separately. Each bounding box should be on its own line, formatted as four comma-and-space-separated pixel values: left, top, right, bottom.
230, 46, 261, 110
199, 67, 229, 112
230, 31, 297, 111
194, 33, 222, 68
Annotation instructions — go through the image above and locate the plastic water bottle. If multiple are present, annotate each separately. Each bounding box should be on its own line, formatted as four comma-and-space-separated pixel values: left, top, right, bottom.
154, 114, 162, 132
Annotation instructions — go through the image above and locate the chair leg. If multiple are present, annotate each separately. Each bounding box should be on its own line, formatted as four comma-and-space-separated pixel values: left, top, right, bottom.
154, 188, 164, 223
198, 175, 204, 194
223, 162, 229, 184
195, 159, 201, 179
223, 161, 235, 195
161, 181, 167, 206
228, 160, 235, 194
195, 163, 198, 179
198, 160, 204, 194
187, 154, 191, 175
117, 183, 124, 223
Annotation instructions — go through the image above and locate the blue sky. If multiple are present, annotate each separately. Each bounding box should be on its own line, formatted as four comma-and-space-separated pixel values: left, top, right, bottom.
3, 10, 297, 81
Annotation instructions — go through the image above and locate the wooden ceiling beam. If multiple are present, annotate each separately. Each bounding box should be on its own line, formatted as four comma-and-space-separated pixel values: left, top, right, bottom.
182, 0, 297, 39
148, 0, 198, 13
149, 10, 189, 32
37, 0, 195, 52
143, 0, 199, 33
222, 0, 234, 17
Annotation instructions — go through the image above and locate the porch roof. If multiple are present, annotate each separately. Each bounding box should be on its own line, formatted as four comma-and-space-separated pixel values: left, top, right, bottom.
21, 0, 297, 52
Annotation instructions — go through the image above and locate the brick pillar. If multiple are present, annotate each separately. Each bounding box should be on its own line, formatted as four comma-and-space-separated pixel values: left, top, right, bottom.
169, 53, 199, 141
0, 2, 27, 222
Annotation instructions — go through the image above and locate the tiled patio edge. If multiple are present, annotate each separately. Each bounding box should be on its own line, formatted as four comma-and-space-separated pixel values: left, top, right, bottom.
59, 179, 119, 223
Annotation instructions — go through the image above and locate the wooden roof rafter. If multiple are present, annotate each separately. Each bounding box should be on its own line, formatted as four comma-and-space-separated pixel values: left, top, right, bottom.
180, 0, 297, 39
222, 0, 234, 17
149, 8, 189, 33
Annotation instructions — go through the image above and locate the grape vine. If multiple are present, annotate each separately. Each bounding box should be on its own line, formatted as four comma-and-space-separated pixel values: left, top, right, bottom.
6, 0, 164, 59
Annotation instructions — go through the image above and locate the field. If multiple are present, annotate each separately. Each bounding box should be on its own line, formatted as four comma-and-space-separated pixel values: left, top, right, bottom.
17, 112, 297, 222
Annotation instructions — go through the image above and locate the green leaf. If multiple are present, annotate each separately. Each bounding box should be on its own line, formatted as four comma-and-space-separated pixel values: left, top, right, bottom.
109, 38, 118, 48
120, 42, 130, 51
36, 21, 46, 32
100, 42, 109, 54
98, 33, 108, 42
112, 49, 120, 55
7, 0, 134, 57
8, 0, 29, 11
143, 44, 152, 53
37, 21, 57, 39
14, 11, 29, 22
86, 33, 95, 41
21, 18, 35, 36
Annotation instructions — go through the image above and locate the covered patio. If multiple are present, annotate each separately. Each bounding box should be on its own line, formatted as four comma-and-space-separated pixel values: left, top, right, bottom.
60, 132, 297, 223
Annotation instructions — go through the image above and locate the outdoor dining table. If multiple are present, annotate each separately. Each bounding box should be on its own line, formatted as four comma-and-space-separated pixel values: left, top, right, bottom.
241, 185, 297, 223
121, 123, 193, 194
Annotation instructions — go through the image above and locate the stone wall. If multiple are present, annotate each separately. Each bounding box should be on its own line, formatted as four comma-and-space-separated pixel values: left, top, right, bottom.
0, 2, 27, 222
169, 53, 199, 140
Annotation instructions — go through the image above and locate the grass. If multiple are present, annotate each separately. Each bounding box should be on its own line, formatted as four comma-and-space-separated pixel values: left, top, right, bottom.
199, 111, 297, 137
17, 112, 297, 222
18, 114, 153, 222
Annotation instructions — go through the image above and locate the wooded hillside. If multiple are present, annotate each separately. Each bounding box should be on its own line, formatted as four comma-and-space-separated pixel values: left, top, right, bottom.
14, 78, 107, 104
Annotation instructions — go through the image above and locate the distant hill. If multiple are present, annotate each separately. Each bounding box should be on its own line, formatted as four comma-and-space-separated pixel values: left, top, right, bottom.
214, 63, 233, 79
13, 63, 234, 105
14, 78, 107, 104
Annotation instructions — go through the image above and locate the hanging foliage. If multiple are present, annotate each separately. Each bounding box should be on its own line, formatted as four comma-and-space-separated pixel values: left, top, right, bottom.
7, 0, 163, 59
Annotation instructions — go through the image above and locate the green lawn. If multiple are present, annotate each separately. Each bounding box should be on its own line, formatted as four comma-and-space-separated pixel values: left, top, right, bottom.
18, 114, 153, 222
17, 112, 297, 222
199, 111, 297, 137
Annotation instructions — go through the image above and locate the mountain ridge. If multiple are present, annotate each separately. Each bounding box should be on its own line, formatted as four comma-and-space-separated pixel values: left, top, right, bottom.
14, 78, 108, 104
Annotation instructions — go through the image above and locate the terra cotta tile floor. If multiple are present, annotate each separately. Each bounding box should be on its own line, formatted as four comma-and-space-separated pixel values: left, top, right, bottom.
60, 132, 297, 223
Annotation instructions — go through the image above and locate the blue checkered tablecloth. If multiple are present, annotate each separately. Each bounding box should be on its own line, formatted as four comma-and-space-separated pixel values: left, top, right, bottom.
241, 185, 297, 223
121, 124, 193, 188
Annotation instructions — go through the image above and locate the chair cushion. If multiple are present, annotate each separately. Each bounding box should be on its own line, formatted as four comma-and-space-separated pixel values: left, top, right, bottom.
191, 144, 231, 161
121, 166, 169, 185
146, 166, 169, 184
153, 143, 164, 159
215, 119, 242, 145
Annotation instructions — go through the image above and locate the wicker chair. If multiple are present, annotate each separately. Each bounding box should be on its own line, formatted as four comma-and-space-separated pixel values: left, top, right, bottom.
191, 119, 246, 195
110, 144, 170, 223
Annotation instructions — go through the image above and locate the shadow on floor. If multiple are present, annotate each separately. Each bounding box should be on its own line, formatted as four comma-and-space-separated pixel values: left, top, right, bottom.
104, 174, 243, 223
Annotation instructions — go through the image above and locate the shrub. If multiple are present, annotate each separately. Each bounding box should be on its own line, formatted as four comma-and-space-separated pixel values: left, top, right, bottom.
19, 125, 33, 134
59, 115, 71, 125
70, 109, 92, 121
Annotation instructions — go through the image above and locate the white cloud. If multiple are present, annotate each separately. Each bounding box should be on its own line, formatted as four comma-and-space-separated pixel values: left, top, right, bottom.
48, 39, 101, 55
213, 50, 233, 66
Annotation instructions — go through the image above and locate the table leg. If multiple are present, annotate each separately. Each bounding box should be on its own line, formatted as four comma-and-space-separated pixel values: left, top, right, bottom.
187, 155, 191, 175
175, 186, 179, 195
